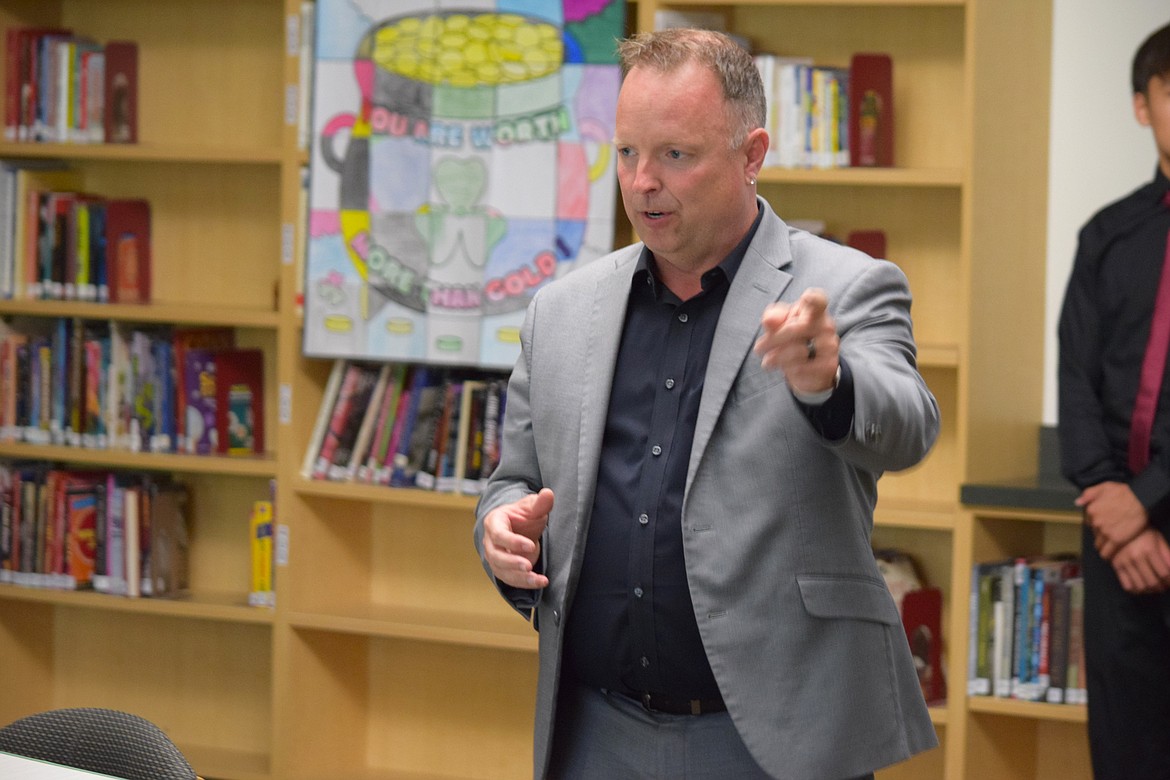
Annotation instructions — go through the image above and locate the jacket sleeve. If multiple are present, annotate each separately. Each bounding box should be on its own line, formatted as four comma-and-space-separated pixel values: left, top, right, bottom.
1057, 219, 1126, 491
473, 294, 545, 616
829, 258, 940, 474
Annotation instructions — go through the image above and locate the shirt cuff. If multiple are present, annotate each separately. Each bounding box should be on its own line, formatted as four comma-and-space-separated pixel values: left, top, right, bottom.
1130, 465, 1170, 535
796, 358, 855, 442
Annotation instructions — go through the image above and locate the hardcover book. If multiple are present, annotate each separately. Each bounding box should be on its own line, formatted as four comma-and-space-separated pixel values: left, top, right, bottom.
846, 230, 887, 260
311, 361, 378, 480
902, 586, 946, 705
102, 40, 137, 144
214, 348, 265, 456
182, 349, 218, 455
144, 482, 189, 598
848, 53, 894, 168
171, 327, 234, 453
104, 198, 151, 304
300, 359, 347, 479
343, 362, 392, 482
358, 363, 410, 483
64, 483, 100, 589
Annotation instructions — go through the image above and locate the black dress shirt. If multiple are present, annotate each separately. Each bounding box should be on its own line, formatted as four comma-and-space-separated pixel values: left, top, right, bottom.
562, 208, 855, 699
1059, 166, 1170, 531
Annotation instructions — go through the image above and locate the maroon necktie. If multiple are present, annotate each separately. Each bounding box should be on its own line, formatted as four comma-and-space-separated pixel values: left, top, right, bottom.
1128, 191, 1170, 473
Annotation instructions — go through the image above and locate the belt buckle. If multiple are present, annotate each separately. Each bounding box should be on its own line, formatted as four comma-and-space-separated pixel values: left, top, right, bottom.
640, 693, 704, 715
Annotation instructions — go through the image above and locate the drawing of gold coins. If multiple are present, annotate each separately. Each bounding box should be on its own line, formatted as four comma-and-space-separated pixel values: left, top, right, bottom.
371, 12, 562, 87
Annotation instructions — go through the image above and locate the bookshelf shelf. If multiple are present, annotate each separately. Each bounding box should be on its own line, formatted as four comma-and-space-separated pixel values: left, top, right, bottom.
874, 498, 960, 530
0, 142, 284, 165
292, 478, 478, 511
916, 342, 962, 369
967, 696, 1087, 724
758, 165, 964, 187
0, 584, 274, 624
966, 506, 1080, 526
0, 442, 279, 477
287, 606, 537, 652
0, 300, 280, 328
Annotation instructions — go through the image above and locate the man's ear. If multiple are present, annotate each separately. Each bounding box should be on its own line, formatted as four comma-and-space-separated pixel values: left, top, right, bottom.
743, 126, 769, 179
1134, 90, 1152, 127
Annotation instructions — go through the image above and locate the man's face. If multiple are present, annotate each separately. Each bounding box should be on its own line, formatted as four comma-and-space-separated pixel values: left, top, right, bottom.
1135, 73, 1170, 177
614, 61, 759, 276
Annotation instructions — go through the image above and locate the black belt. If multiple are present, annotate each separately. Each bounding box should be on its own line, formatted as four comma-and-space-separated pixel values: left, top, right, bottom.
609, 689, 727, 715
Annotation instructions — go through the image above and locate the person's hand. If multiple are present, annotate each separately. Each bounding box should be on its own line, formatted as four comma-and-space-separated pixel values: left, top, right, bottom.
1111, 528, 1170, 594
1076, 481, 1147, 560
481, 488, 554, 590
754, 288, 839, 395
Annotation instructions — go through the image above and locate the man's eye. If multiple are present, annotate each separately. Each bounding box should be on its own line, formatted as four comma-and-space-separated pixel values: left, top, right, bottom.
667, 150, 683, 160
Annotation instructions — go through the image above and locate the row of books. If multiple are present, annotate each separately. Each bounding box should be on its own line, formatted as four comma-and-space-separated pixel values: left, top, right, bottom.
0, 160, 152, 302
966, 553, 1086, 705
4, 28, 138, 144
302, 360, 507, 494
753, 52, 893, 170
0, 319, 264, 457
0, 464, 188, 598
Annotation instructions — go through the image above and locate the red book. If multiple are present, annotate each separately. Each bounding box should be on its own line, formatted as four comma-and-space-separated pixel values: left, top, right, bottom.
4, 27, 21, 141
214, 348, 265, 456
846, 229, 887, 260
102, 40, 138, 144
104, 198, 151, 303
848, 53, 894, 167
902, 586, 946, 705
171, 327, 235, 453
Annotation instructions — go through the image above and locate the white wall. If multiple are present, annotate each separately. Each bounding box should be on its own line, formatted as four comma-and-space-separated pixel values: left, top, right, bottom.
1042, 1, 1170, 424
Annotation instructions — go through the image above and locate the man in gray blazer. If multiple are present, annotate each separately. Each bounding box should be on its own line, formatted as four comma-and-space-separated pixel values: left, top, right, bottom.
475, 27, 940, 780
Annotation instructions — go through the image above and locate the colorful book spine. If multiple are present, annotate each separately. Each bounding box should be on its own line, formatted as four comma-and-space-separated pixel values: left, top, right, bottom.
249, 499, 275, 607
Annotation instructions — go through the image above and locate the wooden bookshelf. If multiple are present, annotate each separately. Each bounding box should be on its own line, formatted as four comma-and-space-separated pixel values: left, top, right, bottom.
0, 0, 1072, 778
0, 1, 290, 778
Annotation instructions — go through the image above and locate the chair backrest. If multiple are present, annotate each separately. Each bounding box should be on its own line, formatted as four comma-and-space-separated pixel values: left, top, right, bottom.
0, 708, 197, 780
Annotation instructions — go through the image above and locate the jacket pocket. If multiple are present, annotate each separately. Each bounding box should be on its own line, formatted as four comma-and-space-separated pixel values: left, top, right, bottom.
796, 575, 900, 626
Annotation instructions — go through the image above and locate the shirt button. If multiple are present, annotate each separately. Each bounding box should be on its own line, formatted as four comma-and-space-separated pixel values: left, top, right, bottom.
678, 313, 689, 323
634, 587, 644, 598
665, 378, 675, 389
638, 513, 649, 525
651, 445, 662, 456
641, 656, 650, 668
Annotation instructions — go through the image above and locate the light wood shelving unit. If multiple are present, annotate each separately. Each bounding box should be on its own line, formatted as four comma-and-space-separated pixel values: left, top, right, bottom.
0, 0, 1078, 778
0, 1, 290, 779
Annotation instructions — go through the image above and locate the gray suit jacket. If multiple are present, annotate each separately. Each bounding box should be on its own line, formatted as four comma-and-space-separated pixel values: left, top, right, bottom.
474, 199, 940, 780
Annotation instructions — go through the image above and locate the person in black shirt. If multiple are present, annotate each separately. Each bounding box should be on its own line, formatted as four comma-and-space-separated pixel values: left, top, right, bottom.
1058, 21, 1170, 780
475, 28, 940, 780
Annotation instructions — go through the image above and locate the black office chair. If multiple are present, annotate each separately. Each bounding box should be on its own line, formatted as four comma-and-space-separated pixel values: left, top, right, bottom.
0, 707, 198, 780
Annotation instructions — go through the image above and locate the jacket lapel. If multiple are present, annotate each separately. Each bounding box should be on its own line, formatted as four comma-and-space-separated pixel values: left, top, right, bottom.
575, 251, 637, 525
688, 203, 794, 488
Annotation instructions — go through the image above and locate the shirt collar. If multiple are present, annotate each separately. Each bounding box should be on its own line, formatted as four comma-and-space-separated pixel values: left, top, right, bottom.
1150, 165, 1170, 205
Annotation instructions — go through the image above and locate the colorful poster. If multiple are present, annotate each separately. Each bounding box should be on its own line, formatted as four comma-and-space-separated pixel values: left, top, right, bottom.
305, 1, 624, 368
